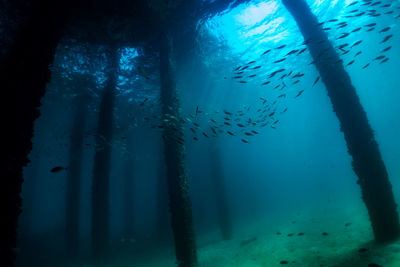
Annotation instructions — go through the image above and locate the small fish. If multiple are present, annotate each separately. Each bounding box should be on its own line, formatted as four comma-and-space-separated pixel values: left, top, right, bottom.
239, 81, 247, 83
337, 33, 350, 39
380, 57, 389, 64
276, 45, 287, 49
269, 68, 286, 78
293, 80, 300, 85
374, 55, 385, 60
202, 132, 209, 138
278, 94, 286, 98
193, 137, 198, 141
227, 131, 235, 136
379, 26, 390, 33
346, 60, 355, 66
313, 76, 320, 86
274, 58, 287, 63
248, 74, 256, 78
354, 51, 362, 57
224, 110, 232, 115
358, 248, 368, 253
302, 38, 312, 45
244, 132, 253, 136
252, 66, 261, 69
362, 63, 370, 69
380, 34, 393, 43
366, 27, 375, 32
210, 127, 217, 135
295, 90, 304, 97
262, 49, 271, 55
247, 60, 256, 65
292, 73, 304, 78
193, 122, 200, 127
237, 123, 245, 127
251, 130, 259, 134
347, 1, 359, 7
262, 81, 271, 85
365, 23, 376, 27
50, 166, 67, 173
286, 49, 299, 56
351, 40, 362, 47
232, 76, 243, 79
224, 122, 231, 126
337, 43, 349, 50
233, 66, 241, 71
241, 138, 249, 143
381, 46, 391, 52
297, 48, 307, 55
322, 232, 329, 236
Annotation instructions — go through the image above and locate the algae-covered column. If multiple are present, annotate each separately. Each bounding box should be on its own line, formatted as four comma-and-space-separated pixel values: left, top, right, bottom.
91, 47, 119, 263
209, 141, 232, 241
159, 32, 198, 267
282, 0, 399, 242
0, 1, 73, 265
65, 90, 89, 258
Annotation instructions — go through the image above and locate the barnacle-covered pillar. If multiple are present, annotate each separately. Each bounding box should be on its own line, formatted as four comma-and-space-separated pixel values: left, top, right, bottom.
0, 1, 73, 265
65, 89, 89, 258
282, 0, 399, 242
159, 31, 198, 267
91, 47, 118, 263
209, 141, 233, 240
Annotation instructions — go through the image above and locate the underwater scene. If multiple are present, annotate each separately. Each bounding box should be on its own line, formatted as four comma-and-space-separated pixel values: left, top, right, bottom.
2, 0, 400, 266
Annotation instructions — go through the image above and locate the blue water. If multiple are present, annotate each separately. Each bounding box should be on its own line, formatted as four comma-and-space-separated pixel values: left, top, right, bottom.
17, 0, 400, 266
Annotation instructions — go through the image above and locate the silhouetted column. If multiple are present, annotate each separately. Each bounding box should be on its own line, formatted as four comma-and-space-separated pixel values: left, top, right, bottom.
122, 142, 135, 240
155, 154, 170, 242
282, 0, 399, 242
65, 90, 89, 258
0, 1, 73, 265
209, 141, 232, 240
159, 31, 198, 267
91, 47, 118, 263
